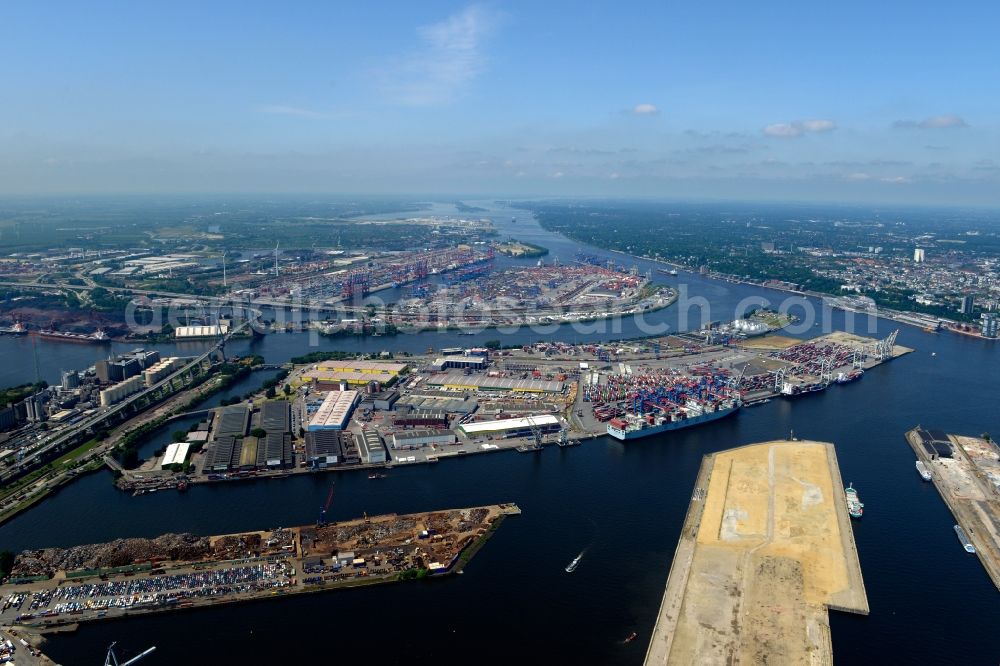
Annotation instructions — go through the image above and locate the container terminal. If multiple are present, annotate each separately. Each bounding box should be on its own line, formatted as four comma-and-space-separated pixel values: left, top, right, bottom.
111, 327, 910, 495
0, 504, 519, 633
644, 439, 868, 666
905, 427, 1000, 588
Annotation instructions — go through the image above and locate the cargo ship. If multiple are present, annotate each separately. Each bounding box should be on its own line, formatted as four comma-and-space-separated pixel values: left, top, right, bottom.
656, 268, 679, 277
915, 460, 932, 481
954, 524, 976, 553
781, 381, 828, 397
845, 483, 864, 519
0, 321, 27, 336
36, 329, 110, 344
607, 399, 740, 440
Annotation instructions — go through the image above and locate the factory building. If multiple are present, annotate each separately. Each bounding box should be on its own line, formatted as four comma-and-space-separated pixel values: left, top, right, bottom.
204, 436, 237, 472
307, 390, 359, 431
99, 375, 144, 408
357, 430, 387, 464
425, 372, 564, 394
143, 357, 182, 387
391, 429, 456, 449
393, 412, 449, 429
61, 370, 80, 390
458, 414, 561, 439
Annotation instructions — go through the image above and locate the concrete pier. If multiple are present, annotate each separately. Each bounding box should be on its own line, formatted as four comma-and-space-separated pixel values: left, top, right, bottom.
644, 440, 868, 666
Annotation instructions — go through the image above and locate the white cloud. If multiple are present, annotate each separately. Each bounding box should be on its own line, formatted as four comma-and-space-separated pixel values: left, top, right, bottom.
609, 172, 620, 179
631, 103, 659, 115
845, 172, 871, 181
257, 105, 329, 119
551, 171, 564, 179
379, 5, 502, 106
763, 119, 837, 138
881, 176, 910, 184
894, 114, 967, 130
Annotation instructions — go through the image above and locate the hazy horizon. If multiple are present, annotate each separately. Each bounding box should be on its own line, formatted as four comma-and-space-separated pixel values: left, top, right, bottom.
3, 2, 998, 206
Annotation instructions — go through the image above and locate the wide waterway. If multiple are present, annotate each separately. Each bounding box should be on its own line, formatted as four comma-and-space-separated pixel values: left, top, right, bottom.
1, 201, 998, 665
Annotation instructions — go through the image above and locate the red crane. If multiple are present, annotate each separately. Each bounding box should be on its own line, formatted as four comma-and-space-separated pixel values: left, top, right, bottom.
317, 483, 335, 526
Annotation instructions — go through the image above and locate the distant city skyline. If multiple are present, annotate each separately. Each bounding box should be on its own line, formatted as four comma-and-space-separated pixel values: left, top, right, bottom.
2, 1, 998, 205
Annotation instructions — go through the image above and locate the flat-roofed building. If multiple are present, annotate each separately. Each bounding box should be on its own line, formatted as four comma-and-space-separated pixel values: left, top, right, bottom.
307, 390, 359, 431
305, 430, 349, 468
357, 430, 387, 464
261, 400, 290, 433
216, 404, 250, 438
391, 429, 456, 449
459, 414, 561, 438
426, 372, 564, 394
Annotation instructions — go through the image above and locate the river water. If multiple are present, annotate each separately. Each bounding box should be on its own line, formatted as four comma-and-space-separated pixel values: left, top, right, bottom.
0, 201, 998, 665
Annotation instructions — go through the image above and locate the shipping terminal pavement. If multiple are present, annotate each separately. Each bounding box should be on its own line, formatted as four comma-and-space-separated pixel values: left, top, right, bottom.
644, 439, 868, 666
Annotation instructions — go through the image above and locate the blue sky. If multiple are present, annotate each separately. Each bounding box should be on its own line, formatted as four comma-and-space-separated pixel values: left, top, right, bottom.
1, 1, 998, 204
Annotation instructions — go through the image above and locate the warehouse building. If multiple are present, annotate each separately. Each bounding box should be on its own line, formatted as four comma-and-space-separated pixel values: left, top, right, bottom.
316, 360, 408, 376
458, 414, 561, 439
393, 412, 449, 429
261, 400, 291, 433
429, 356, 488, 372
263, 432, 293, 469
204, 436, 237, 473
357, 430, 387, 464
216, 404, 250, 438
360, 390, 399, 412
307, 390, 359, 431
391, 429, 456, 449
425, 372, 564, 394
305, 430, 353, 468
160, 442, 190, 469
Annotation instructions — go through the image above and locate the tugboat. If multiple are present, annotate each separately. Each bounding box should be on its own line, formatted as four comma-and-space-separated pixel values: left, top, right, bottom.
845, 483, 864, 519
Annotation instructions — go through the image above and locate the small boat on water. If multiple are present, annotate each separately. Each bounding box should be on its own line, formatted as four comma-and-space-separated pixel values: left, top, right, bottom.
744, 398, 771, 407
565, 551, 584, 573
0, 321, 27, 336
845, 483, 863, 519
915, 460, 932, 481
623, 632, 638, 644
368, 472, 386, 480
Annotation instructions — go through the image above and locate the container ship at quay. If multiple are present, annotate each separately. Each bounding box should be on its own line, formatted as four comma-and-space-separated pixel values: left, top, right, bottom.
35, 329, 110, 344
598, 368, 742, 441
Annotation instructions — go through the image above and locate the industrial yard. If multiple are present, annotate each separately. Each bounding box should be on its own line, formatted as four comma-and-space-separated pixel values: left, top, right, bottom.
0, 504, 519, 630
109, 326, 910, 495
905, 427, 1000, 589
644, 440, 868, 666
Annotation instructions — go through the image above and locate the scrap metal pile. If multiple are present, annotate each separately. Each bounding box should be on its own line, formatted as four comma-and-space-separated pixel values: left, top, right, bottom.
11, 533, 211, 576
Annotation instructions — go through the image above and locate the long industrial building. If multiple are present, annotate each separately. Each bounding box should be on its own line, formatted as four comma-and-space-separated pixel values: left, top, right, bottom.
99, 375, 144, 407
458, 414, 561, 438
307, 390, 359, 431
425, 372, 564, 394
